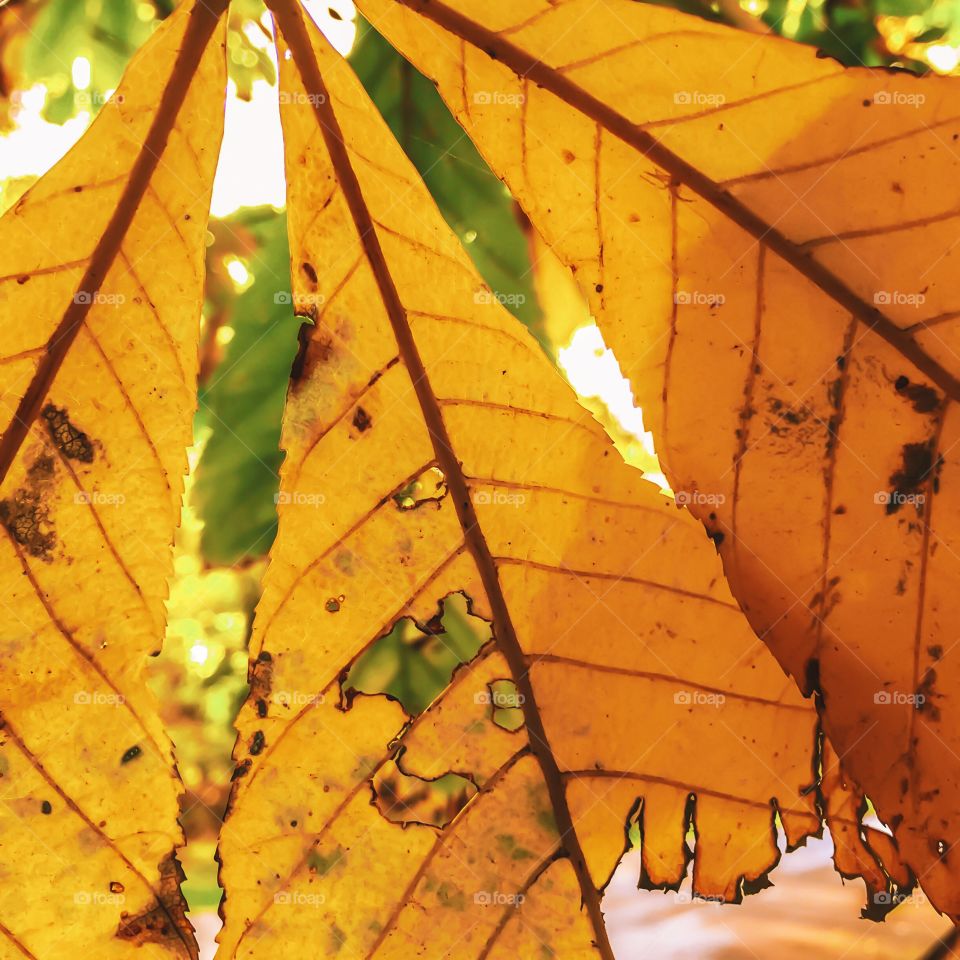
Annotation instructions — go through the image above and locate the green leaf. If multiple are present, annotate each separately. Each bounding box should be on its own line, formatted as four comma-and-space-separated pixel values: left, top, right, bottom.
349, 17, 542, 331
193, 208, 302, 566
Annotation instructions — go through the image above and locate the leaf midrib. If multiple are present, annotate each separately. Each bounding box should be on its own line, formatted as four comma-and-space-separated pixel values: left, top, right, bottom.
0, 0, 228, 488
268, 2, 615, 955
387, 0, 960, 405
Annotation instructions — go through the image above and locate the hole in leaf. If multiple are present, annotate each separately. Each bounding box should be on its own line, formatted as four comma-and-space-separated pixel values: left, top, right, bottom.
392, 465, 447, 511
371, 758, 476, 827
484, 679, 525, 732
342, 593, 490, 715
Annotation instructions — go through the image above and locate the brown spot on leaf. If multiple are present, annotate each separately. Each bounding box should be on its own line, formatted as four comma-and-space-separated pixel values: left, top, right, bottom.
0, 454, 57, 560
886, 441, 935, 515
116, 855, 192, 951
121, 745, 142, 765
249, 650, 274, 706
352, 407, 372, 432
894, 376, 941, 414
917, 668, 941, 721
301, 261, 318, 284
42, 404, 94, 462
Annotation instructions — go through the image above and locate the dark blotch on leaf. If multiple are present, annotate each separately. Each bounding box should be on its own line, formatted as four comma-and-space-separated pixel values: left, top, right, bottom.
42, 404, 94, 462
894, 376, 941, 414
41, 800, 52, 815
352, 407, 372, 432
886, 441, 935, 515
250, 731, 266, 755
0, 455, 57, 560
120, 745, 142, 765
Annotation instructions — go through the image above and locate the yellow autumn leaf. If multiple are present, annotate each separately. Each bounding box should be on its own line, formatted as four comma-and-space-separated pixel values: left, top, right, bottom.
215, 6, 905, 956
358, 0, 960, 919
0, 2, 227, 956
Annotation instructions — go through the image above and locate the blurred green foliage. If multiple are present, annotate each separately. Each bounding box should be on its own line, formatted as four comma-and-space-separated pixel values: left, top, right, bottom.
22, 0, 155, 122
9, 0, 274, 116
350, 17, 543, 332
193, 209, 302, 566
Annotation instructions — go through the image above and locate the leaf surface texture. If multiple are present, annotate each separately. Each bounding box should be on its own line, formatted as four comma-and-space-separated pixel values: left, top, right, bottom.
217, 7, 894, 955
0, 3, 227, 954
357, 0, 960, 916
